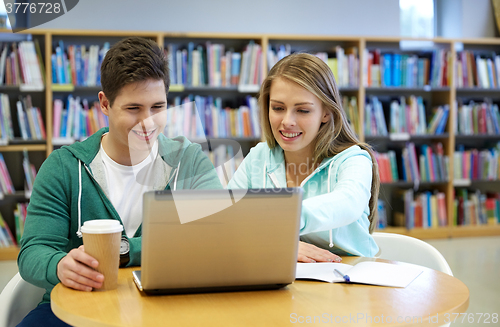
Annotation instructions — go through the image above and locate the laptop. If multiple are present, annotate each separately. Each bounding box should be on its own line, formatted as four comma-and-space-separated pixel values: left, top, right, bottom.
133, 188, 302, 294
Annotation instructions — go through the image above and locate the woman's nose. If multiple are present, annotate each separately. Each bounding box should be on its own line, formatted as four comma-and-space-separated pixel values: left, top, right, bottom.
282, 112, 296, 127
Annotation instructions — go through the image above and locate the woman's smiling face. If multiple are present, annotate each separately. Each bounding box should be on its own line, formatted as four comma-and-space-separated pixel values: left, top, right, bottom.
268, 77, 329, 159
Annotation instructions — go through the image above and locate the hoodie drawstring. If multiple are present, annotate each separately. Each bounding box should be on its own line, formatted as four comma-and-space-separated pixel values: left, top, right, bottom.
263, 161, 267, 187
265, 153, 335, 249
173, 160, 180, 191
327, 160, 334, 248
76, 160, 83, 238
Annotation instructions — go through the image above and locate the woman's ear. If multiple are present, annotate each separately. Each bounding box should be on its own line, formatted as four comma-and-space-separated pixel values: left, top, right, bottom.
321, 109, 331, 123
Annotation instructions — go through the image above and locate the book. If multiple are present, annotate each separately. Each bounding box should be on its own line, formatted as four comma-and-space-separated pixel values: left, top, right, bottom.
296, 261, 423, 288
0, 212, 16, 246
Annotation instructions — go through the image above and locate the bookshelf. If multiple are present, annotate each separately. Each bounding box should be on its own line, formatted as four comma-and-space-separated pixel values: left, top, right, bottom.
1, 30, 500, 260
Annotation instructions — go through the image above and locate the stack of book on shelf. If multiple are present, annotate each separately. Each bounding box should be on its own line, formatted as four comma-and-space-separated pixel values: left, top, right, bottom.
0, 94, 45, 143
0, 41, 45, 89
393, 189, 448, 229
429, 49, 452, 88
267, 45, 359, 88
456, 100, 500, 135
364, 96, 388, 136
164, 95, 260, 140
401, 142, 448, 183
455, 50, 500, 89
374, 150, 399, 183
0, 153, 15, 197
453, 144, 500, 181
52, 97, 109, 143
325, 46, 359, 88
166, 42, 241, 87
267, 44, 291, 71
52, 40, 110, 86
165, 40, 261, 90
364, 49, 450, 88
204, 144, 243, 188
342, 96, 360, 135
0, 93, 13, 143
418, 143, 448, 182
22, 150, 36, 196
426, 104, 449, 135
376, 199, 388, 229
14, 202, 27, 244
365, 96, 449, 137
389, 96, 427, 135
454, 189, 500, 226
16, 95, 46, 140
238, 41, 263, 90
0, 213, 16, 248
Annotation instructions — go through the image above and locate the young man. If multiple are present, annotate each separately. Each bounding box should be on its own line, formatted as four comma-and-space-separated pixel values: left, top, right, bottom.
17, 37, 222, 326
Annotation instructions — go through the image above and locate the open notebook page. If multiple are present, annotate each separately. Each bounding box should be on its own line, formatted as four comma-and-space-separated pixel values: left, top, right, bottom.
296, 261, 423, 288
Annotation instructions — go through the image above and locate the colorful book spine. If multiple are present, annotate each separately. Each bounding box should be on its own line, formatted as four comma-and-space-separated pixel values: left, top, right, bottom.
165, 95, 260, 139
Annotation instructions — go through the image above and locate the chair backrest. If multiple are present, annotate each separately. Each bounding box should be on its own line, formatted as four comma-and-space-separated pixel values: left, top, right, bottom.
0, 273, 45, 327
372, 232, 453, 276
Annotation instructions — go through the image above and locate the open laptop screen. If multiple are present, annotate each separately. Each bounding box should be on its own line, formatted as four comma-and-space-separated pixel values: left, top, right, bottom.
138, 188, 302, 294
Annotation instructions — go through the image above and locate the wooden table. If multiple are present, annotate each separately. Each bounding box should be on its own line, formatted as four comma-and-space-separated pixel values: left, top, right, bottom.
51, 257, 469, 326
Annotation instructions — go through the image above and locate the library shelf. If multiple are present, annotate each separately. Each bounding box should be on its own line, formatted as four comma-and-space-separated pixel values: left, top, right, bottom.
0, 246, 19, 261
1, 30, 500, 262
365, 87, 451, 93
381, 226, 451, 240
169, 85, 240, 93
453, 179, 500, 187
0, 85, 45, 92
365, 134, 450, 142
0, 191, 31, 202
0, 144, 47, 152
380, 181, 448, 188
190, 136, 262, 143
338, 87, 359, 93
450, 225, 500, 237
51, 85, 103, 93
455, 135, 500, 140
456, 87, 500, 93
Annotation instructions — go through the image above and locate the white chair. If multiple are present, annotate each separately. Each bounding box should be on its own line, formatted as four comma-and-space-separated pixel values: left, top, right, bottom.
372, 232, 453, 327
0, 273, 45, 327
372, 232, 453, 276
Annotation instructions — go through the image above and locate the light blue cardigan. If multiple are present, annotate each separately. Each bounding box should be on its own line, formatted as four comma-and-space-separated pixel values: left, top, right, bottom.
227, 142, 379, 257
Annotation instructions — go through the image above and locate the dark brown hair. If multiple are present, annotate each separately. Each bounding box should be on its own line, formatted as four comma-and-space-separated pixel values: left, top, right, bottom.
100, 37, 169, 106
258, 53, 380, 233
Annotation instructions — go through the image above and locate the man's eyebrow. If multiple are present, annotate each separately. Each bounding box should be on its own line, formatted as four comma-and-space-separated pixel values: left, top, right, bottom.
270, 99, 314, 106
123, 101, 166, 106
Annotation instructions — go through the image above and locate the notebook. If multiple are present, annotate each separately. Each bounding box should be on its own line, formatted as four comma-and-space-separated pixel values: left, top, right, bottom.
133, 188, 303, 294
296, 261, 423, 288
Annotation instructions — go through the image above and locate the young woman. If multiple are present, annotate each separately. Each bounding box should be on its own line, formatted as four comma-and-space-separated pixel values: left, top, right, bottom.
228, 53, 380, 262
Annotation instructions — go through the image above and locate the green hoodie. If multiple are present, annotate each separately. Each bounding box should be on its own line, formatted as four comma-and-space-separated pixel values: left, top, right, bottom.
18, 128, 222, 304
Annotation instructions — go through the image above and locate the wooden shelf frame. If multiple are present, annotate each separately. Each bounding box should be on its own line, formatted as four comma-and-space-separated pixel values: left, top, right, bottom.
0, 246, 19, 260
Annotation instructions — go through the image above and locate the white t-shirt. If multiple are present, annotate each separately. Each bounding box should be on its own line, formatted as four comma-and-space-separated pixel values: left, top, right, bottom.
99, 139, 159, 238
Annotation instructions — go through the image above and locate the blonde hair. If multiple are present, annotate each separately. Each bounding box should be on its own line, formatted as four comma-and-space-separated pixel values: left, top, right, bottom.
258, 53, 380, 233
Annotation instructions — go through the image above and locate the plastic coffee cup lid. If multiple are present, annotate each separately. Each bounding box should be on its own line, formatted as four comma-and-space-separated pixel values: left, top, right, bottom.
81, 219, 124, 234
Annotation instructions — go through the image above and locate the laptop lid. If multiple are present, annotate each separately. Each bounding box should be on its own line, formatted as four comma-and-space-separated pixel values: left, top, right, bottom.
138, 188, 302, 294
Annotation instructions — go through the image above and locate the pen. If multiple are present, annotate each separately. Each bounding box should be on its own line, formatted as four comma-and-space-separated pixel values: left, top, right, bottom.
334, 269, 350, 283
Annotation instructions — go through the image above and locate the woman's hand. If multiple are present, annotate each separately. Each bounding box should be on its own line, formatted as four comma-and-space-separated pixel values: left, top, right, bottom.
57, 245, 104, 291
297, 241, 342, 263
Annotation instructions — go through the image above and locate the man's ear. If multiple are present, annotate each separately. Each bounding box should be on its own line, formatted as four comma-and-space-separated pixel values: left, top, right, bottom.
99, 91, 110, 116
